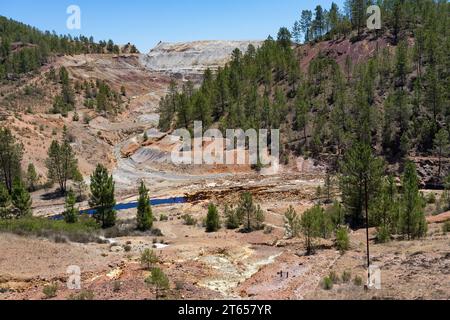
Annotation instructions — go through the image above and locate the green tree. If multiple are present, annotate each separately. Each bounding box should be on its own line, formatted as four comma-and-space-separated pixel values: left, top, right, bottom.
335, 227, 350, 253
46, 136, 78, 194
300, 205, 322, 255
26, 163, 38, 192
395, 41, 409, 87
145, 267, 169, 300
284, 205, 300, 238
206, 203, 220, 232
277, 27, 292, 49
236, 192, 265, 232
11, 178, 32, 217
89, 164, 116, 229
224, 205, 240, 230
300, 10, 313, 43
433, 129, 449, 178
339, 143, 385, 228
0, 184, 11, 218
72, 170, 87, 202
63, 190, 79, 223
399, 161, 427, 240
137, 181, 153, 231
0, 128, 23, 194
372, 176, 399, 243
140, 248, 159, 270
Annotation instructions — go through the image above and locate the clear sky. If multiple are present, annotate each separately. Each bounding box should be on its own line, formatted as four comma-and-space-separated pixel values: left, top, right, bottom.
1, 0, 344, 53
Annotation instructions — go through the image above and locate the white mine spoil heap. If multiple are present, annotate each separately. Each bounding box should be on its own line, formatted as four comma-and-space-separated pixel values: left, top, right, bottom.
140, 40, 262, 76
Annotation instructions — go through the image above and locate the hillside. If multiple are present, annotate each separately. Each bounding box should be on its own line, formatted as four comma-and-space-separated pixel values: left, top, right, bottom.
158, 1, 450, 188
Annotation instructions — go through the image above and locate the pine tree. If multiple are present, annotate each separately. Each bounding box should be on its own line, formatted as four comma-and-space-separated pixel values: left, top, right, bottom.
46, 133, 78, 194
434, 129, 450, 178
145, 267, 169, 300
26, 163, 38, 192
0, 128, 23, 194
137, 180, 153, 231
72, 170, 87, 202
63, 190, 79, 224
224, 205, 240, 230
300, 10, 313, 43
300, 205, 322, 255
206, 203, 220, 232
339, 142, 384, 228
89, 164, 116, 229
236, 192, 265, 232
284, 205, 300, 238
372, 176, 399, 243
277, 27, 292, 49
399, 161, 427, 240
0, 183, 11, 218
11, 178, 32, 217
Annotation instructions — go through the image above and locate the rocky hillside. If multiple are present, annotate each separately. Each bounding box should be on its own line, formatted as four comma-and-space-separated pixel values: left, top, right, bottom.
140, 40, 262, 78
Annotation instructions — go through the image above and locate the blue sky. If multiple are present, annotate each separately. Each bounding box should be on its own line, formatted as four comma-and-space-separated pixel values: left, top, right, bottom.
1, 0, 344, 53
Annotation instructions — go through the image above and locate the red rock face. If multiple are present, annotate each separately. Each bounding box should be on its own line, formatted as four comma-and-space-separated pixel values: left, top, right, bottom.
297, 34, 391, 73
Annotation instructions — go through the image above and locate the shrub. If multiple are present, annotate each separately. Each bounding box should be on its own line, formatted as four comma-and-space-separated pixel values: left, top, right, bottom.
145, 267, 170, 299
140, 248, 159, 270
376, 225, 391, 243
0, 216, 100, 243
224, 205, 240, 230
353, 275, 363, 286
335, 227, 350, 253
182, 214, 197, 226
206, 203, 220, 232
322, 277, 333, 290
342, 270, 352, 283
426, 192, 436, 204
68, 290, 94, 300
160, 214, 168, 222
43, 283, 58, 299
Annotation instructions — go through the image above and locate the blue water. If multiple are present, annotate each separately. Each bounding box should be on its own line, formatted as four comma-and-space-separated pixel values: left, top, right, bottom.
51, 197, 186, 220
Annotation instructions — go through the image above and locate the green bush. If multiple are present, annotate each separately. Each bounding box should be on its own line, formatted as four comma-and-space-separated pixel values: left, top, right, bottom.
335, 227, 350, 253
224, 205, 240, 230
353, 275, 363, 286
206, 204, 220, 232
159, 214, 169, 222
182, 214, 197, 226
322, 277, 333, 290
43, 283, 58, 299
426, 193, 436, 204
140, 248, 159, 270
376, 225, 391, 243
